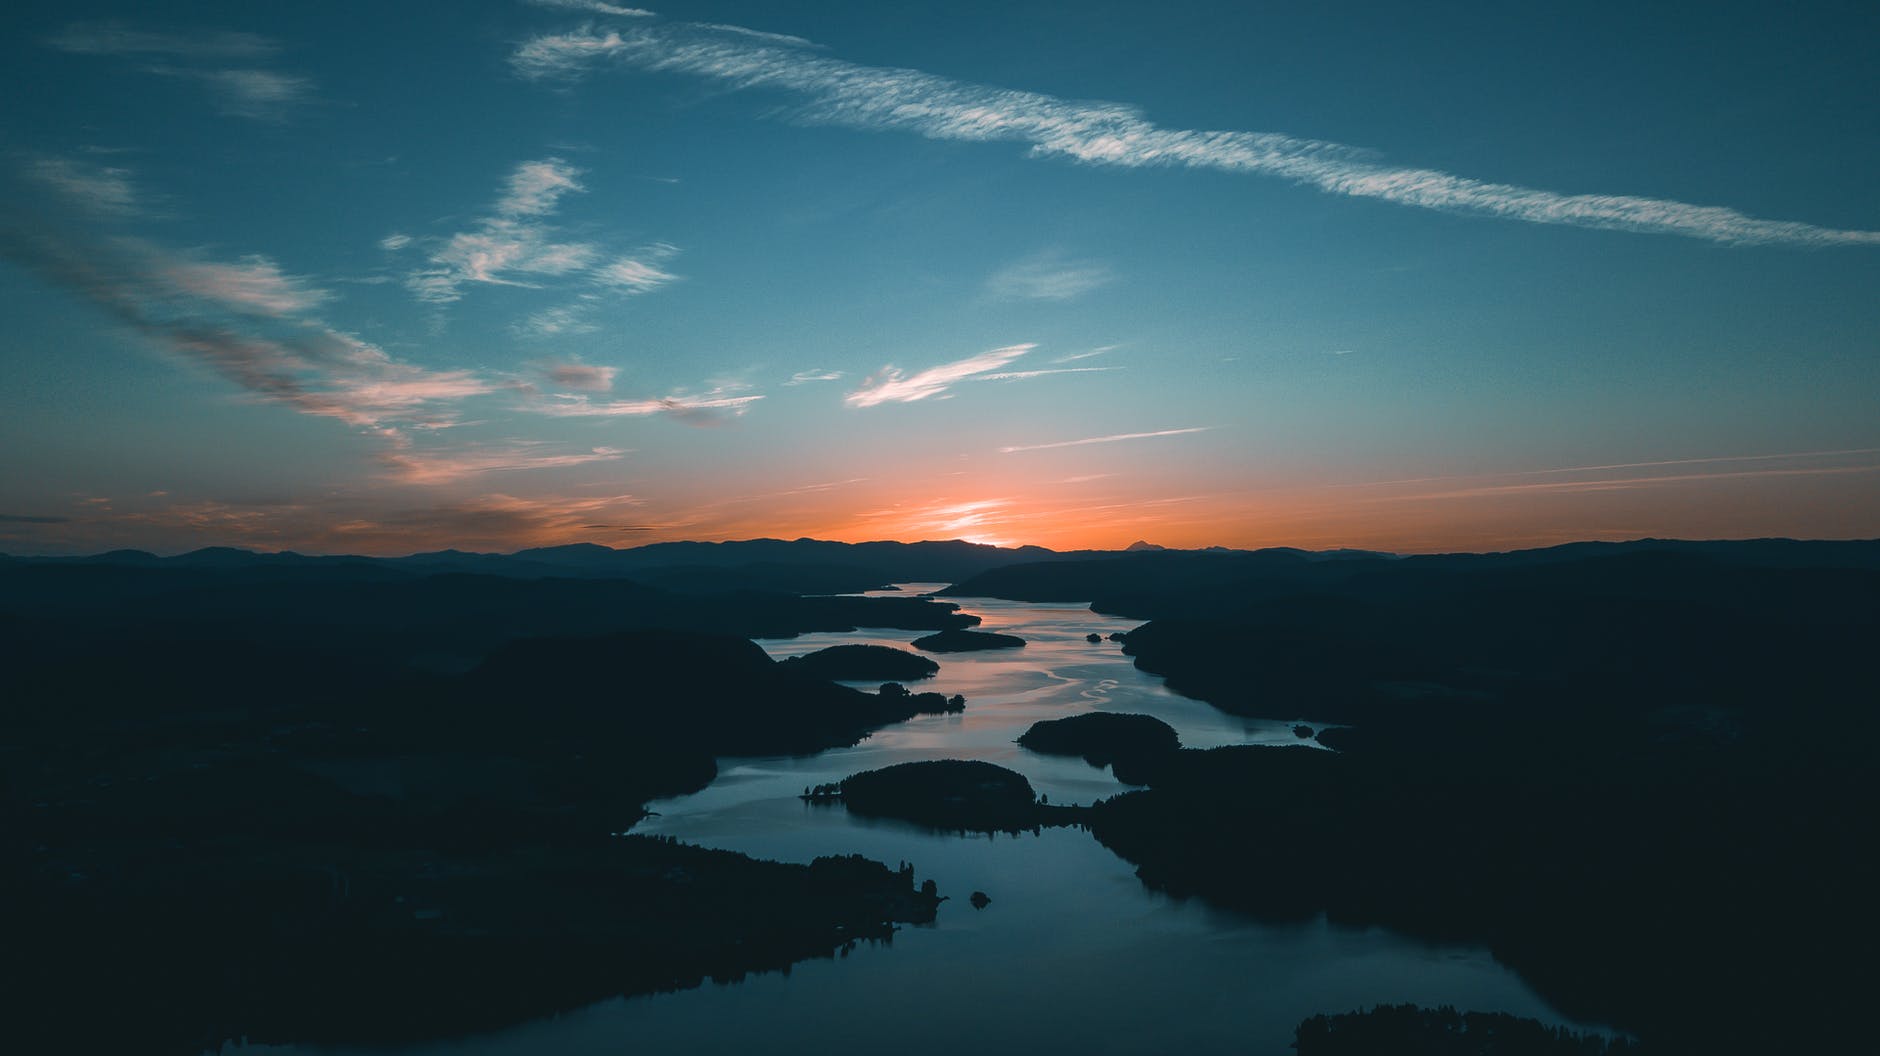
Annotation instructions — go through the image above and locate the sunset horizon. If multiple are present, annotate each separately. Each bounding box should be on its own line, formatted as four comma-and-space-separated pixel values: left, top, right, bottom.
4, 4, 1876, 1054
4, 3, 1875, 560
9, 522, 1880, 562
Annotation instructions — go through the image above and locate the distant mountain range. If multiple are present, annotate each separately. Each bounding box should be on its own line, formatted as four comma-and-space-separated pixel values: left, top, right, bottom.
5, 536, 1877, 594
1, 536, 1403, 590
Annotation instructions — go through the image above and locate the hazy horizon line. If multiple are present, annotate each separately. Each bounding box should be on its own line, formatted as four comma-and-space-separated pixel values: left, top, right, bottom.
6, 532, 1877, 563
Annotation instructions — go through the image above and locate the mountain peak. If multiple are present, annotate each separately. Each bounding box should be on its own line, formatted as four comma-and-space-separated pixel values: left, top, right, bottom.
1124, 540, 1167, 552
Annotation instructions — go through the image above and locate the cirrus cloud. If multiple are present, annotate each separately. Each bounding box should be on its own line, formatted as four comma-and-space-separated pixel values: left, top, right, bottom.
1000, 427, 1213, 453
48, 21, 315, 121
845, 343, 1033, 407
512, 20, 1880, 248
398, 160, 680, 319
986, 253, 1115, 301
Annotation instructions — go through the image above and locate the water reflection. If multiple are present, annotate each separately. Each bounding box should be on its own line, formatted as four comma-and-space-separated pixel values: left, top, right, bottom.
238, 589, 1602, 1056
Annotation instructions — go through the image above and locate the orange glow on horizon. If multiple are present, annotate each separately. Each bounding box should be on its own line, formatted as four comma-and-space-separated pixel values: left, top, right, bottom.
12, 452, 1878, 558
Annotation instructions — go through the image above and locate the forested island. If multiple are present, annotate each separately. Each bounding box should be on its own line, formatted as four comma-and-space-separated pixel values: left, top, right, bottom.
834, 760, 1052, 833
910, 628, 1029, 652
1016, 712, 1182, 785
779, 643, 941, 681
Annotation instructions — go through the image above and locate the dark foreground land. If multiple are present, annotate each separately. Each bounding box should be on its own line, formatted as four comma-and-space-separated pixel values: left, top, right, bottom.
3, 537, 1877, 1054
0, 554, 979, 1053
952, 538, 1880, 1054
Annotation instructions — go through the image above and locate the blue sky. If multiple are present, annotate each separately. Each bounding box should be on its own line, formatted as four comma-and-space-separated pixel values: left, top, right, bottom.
2, 0, 1876, 554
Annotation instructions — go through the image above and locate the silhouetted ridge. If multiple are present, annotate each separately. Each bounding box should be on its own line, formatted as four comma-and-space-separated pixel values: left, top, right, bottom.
501, 537, 1116, 583
83, 548, 160, 563
779, 644, 940, 681
0, 563, 978, 673
1412, 536, 1880, 570
940, 539, 1880, 612
178, 545, 265, 564
941, 547, 1371, 604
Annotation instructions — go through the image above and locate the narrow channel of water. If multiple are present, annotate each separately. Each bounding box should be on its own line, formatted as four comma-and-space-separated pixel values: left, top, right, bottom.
246, 588, 1606, 1055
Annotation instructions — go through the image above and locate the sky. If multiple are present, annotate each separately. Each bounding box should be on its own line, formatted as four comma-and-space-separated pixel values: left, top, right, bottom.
2, 0, 1876, 555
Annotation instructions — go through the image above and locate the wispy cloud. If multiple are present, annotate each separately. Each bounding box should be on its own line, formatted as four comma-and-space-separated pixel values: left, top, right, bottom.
329, 491, 651, 552
979, 366, 1118, 381
695, 24, 820, 49
1000, 427, 1212, 453
1, 163, 493, 435
1330, 447, 1880, 491
380, 441, 626, 485
45, 491, 654, 556
777, 477, 869, 495
512, 21, 1880, 247
845, 343, 1033, 406
852, 498, 1016, 543
1384, 463, 1880, 502
516, 301, 600, 337
157, 253, 331, 317
1331, 448, 1880, 505
499, 157, 586, 216
405, 192, 597, 303
47, 21, 278, 60
143, 66, 315, 120
593, 247, 679, 291
523, 0, 656, 17
49, 21, 315, 121
1526, 448, 1880, 478
1052, 345, 1119, 364
538, 358, 618, 391
534, 390, 764, 424
986, 253, 1114, 301
786, 368, 845, 385
396, 159, 679, 315
24, 155, 140, 217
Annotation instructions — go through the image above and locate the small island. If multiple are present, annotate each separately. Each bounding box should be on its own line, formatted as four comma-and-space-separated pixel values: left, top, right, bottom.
831, 760, 1050, 833
1016, 712, 1181, 785
876, 681, 966, 716
909, 629, 1028, 653
780, 644, 941, 681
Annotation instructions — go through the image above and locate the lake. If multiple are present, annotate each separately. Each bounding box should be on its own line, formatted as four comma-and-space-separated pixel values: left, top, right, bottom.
237, 588, 1606, 1055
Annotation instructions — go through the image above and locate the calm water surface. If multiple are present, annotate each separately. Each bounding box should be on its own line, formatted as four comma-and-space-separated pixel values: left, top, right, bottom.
245, 589, 1603, 1055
